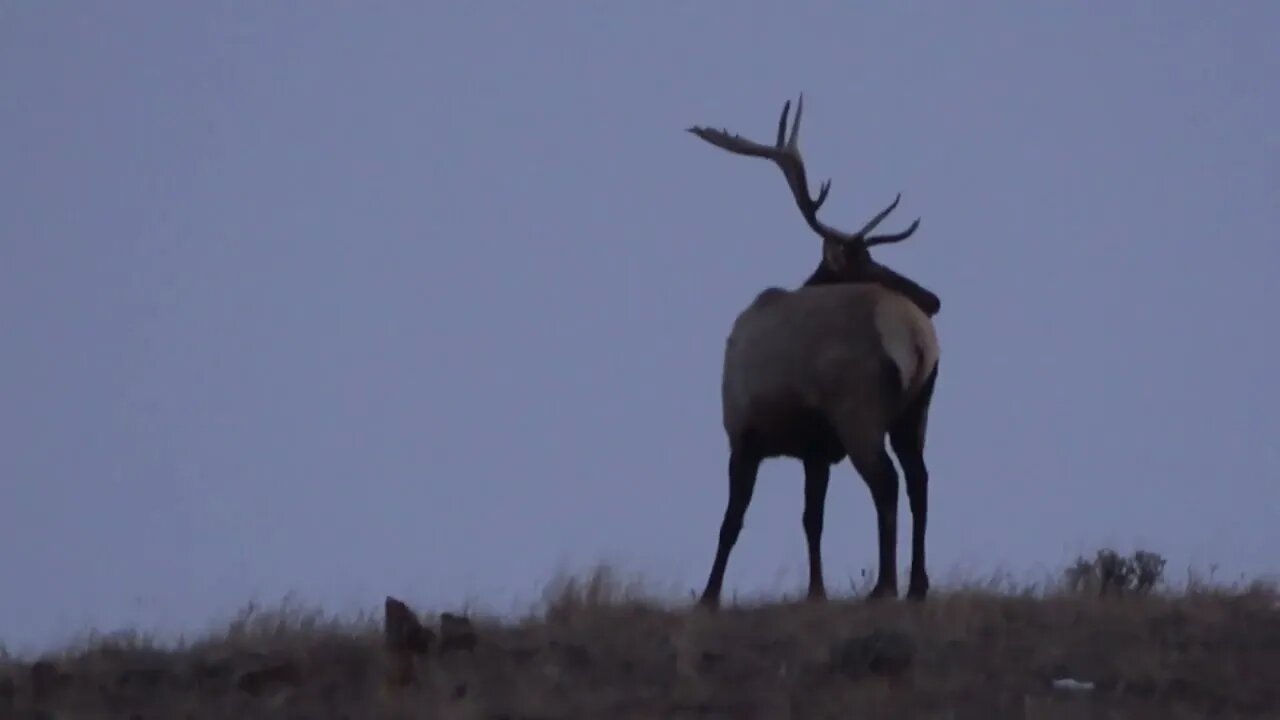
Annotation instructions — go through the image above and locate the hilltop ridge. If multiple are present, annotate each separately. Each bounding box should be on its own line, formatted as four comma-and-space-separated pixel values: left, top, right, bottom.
3, 559, 1279, 719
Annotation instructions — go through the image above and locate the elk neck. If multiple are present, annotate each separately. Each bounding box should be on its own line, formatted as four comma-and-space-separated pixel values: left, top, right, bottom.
801, 259, 941, 318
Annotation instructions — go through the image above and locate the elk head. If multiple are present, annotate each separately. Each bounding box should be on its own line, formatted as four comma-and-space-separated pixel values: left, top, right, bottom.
687, 95, 940, 316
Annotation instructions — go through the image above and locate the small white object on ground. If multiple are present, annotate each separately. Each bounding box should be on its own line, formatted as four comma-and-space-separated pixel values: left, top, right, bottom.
1051, 678, 1096, 692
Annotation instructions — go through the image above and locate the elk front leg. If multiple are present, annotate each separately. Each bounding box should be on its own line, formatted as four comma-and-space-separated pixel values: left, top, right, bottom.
698, 448, 761, 609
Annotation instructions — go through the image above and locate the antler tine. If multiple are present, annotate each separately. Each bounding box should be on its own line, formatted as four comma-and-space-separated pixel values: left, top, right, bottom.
854, 193, 901, 236
863, 218, 922, 247
766, 94, 845, 240
783, 94, 835, 213
785, 94, 802, 149
815, 179, 831, 210
776, 99, 791, 148
853, 193, 922, 247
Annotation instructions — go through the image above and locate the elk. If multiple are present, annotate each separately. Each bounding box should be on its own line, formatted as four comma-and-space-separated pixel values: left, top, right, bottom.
687, 95, 941, 607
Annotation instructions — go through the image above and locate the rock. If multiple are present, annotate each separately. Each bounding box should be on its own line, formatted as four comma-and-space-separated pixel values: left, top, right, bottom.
831, 628, 915, 680
439, 613, 478, 653
384, 596, 436, 688
384, 596, 435, 655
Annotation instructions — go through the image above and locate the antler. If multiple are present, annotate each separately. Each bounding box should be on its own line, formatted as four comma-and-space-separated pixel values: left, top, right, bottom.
687, 94, 919, 248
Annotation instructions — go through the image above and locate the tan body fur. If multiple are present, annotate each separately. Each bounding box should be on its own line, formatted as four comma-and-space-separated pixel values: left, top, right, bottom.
722, 282, 939, 449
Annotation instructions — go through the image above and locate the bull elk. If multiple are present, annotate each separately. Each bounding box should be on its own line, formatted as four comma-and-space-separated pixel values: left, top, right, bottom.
687, 95, 942, 607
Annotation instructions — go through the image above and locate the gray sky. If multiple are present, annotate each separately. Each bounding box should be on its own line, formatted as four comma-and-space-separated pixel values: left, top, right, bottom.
2, 3, 1278, 653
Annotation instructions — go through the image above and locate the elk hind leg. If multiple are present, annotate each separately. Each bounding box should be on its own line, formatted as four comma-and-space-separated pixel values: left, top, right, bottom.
890, 363, 938, 601
832, 405, 900, 600
801, 457, 831, 601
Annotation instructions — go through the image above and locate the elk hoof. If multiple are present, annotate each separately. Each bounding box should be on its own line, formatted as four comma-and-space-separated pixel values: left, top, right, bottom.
866, 584, 898, 602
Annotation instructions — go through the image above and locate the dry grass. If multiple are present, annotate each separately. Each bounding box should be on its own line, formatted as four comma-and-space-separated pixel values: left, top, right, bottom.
3, 565, 1279, 719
